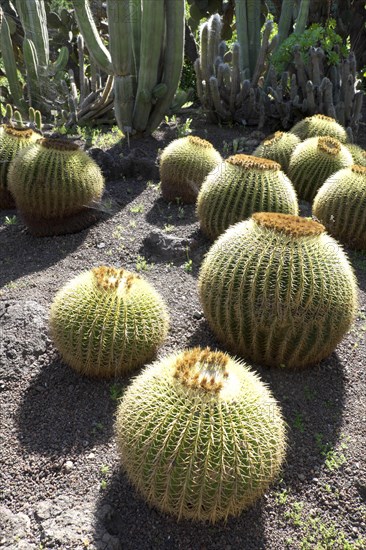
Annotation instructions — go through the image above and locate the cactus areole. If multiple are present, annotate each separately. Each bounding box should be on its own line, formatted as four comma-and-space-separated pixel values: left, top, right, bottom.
115, 347, 286, 522
198, 213, 358, 368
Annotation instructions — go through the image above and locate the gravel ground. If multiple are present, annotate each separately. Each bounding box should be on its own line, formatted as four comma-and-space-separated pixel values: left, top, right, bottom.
0, 117, 365, 549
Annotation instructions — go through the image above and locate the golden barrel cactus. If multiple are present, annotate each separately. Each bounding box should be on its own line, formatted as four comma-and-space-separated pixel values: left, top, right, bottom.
289, 114, 348, 143
8, 137, 105, 235
313, 165, 366, 250
116, 347, 286, 522
50, 266, 169, 378
197, 154, 298, 240
252, 131, 300, 173
198, 213, 358, 368
159, 135, 222, 203
0, 125, 40, 209
288, 136, 353, 202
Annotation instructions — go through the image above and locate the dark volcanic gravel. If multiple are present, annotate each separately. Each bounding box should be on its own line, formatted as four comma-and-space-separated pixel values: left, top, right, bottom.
0, 116, 365, 550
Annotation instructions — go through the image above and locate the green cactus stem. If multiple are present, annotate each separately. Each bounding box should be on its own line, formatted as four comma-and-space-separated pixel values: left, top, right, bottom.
8, 137, 105, 235
288, 136, 353, 202
289, 114, 348, 142
252, 131, 301, 173
313, 165, 366, 250
115, 347, 286, 522
50, 266, 169, 378
0, 125, 40, 209
197, 155, 299, 240
198, 213, 358, 368
160, 136, 222, 204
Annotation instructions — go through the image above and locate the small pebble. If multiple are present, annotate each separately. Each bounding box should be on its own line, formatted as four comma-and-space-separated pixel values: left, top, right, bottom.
64, 460, 74, 472
297, 473, 305, 481
97, 242, 106, 249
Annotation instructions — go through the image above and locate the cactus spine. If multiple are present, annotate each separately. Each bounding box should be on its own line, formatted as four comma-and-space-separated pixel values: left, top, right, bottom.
252, 131, 301, 173
73, 0, 185, 135
197, 155, 299, 240
198, 213, 358, 368
50, 266, 169, 378
313, 165, 366, 250
115, 347, 286, 522
289, 114, 348, 143
8, 138, 105, 235
0, 125, 40, 209
288, 136, 353, 202
160, 136, 222, 204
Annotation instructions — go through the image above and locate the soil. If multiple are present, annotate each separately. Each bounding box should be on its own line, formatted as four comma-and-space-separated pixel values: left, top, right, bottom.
0, 112, 365, 550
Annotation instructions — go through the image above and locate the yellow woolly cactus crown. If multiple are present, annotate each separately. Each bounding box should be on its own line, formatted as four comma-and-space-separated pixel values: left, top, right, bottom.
227, 154, 281, 171
252, 212, 325, 237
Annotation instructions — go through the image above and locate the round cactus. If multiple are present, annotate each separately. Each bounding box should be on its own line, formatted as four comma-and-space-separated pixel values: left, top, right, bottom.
8, 138, 105, 236
115, 347, 286, 522
198, 213, 358, 368
252, 131, 301, 173
288, 136, 353, 202
50, 266, 169, 378
289, 114, 348, 143
0, 125, 40, 209
313, 165, 366, 250
196, 155, 299, 240
159, 135, 222, 203
345, 143, 366, 167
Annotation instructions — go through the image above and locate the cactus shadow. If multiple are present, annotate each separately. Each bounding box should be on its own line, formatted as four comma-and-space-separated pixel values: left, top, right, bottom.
0, 217, 87, 288
145, 196, 198, 228
256, 353, 346, 481
92, 468, 268, 550
15, 359, 127, 456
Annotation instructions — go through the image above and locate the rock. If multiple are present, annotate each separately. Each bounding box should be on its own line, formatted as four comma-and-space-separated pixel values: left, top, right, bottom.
64, 460, 74, 472
0, 505, 32, 549
297, 473, 305, 481
0, 301, 48, 380
142, 230, 196, 262
193, 311, 203, 320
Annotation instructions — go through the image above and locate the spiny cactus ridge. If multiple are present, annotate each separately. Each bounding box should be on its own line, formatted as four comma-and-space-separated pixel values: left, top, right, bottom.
288, 136, 353, 202
197, 154, 299, 240
115, 347, 286, 522
50, 266, 169, 378
8, 137, 105, 235
198, 213, 358, 368
160, 135, 222, 203
313, 165, 366, 250
0, 125, 40, 209
289, 114, 348, 143
345, 144, 366, 167
252, 131, 301, 173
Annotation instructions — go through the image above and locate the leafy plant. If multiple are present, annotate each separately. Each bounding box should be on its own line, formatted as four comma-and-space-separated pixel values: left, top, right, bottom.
272, 20, 348, 73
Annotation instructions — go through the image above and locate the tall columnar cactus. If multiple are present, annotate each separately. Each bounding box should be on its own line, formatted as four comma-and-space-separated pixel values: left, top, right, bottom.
0, 1, 69, 115
198, 213, 358, 368
313, 165, 366, 251
115, 347, 286, 522
50, 266, 169, 378
252, 131, 301, 173
0, 125, 40, 209
8, 138, 105, 236
289, 114, 348, 143
73, 0, 185, 135
345, 144, 366, 167
196, 154, 299, 240
288, 136, 353, 202
160, 136, 222, 204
